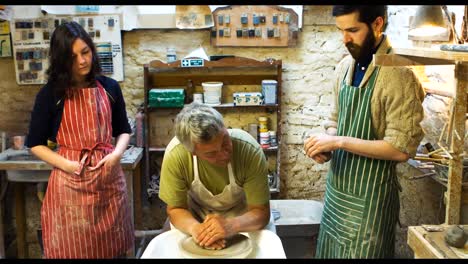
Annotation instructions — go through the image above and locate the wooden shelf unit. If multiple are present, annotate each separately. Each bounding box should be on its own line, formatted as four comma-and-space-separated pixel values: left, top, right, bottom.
143, 56, 283, 194
375, 47, 467, 225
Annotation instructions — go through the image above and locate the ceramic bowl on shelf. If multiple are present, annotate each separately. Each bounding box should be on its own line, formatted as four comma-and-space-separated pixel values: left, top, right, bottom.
202, 82, 223, 105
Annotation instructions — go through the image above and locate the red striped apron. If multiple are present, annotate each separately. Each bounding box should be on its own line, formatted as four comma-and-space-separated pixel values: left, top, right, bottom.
41, 82, 134, 258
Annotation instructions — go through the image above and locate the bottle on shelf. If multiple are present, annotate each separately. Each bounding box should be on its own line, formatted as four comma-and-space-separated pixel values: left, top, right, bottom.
186, 79, 194, 104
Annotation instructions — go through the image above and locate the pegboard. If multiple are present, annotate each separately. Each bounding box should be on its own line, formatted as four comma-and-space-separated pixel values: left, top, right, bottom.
10, 14, 123, 85
211, 5, 299, 47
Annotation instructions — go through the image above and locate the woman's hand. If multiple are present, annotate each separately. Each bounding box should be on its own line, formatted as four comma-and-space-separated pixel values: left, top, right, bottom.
65, 160, 81, 174
87, 152, 121, 171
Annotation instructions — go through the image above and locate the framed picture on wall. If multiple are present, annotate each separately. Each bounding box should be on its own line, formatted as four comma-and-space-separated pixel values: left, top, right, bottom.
0, 34, 12, 57
0, 20, 11, 57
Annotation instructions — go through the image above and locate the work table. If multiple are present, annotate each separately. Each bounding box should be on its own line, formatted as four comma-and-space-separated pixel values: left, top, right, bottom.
0, 146, 143, 171
408, 225, 468, 258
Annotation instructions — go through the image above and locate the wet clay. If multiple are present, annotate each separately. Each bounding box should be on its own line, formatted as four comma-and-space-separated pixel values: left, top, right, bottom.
179, 233, 253, 258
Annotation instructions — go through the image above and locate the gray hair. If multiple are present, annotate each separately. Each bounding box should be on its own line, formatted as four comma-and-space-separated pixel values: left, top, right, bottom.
174, 103, 225, 152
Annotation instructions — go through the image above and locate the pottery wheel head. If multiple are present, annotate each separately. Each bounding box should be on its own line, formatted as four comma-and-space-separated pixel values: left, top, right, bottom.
179, 233, 253, 258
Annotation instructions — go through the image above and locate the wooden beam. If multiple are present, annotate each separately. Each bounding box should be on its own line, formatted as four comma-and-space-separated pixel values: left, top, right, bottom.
445, 62, 468, 225
422, 82, 455, 98
15, 183, 27, 258
374, 54, 453, 66
393, 48, 468, 63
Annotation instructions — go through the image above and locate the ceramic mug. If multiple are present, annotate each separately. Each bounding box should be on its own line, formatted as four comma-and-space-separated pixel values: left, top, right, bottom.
12, 136, 25, 150
193, 93, 204, 104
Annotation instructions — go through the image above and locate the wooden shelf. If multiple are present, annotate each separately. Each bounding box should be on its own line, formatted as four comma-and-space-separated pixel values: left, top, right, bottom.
147, 103, 278, 111
144, 56, 283, 200
149, 146, 278, 154
375, 47, 468, 66
269, 187, 280, 194
148, 147, 166, 153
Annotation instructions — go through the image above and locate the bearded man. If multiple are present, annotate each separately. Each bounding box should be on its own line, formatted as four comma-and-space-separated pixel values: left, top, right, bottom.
303, 6, 425, 258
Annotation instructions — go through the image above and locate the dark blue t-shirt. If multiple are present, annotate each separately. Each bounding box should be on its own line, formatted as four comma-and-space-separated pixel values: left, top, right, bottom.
352, 35, 386, 87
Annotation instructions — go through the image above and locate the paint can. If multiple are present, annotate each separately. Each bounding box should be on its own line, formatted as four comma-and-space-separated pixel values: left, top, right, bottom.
258, 116, 268, 132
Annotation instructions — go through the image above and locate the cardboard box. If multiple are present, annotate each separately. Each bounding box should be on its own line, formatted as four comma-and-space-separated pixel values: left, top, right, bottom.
233, 92, 264, 106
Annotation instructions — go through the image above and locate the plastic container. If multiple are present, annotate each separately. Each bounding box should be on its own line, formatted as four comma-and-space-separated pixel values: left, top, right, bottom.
269, 130, 277, 147
202, 82, 223, 105
262, 80, 277, 105
259, 131, 270, 149
148, 88, 185, 108
258, 116, 268, 132
167, 47, 177, 63
233, 92, 264, 106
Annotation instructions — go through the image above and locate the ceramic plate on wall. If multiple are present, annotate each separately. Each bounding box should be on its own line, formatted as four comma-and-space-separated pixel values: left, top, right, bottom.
179, 233, 253, 258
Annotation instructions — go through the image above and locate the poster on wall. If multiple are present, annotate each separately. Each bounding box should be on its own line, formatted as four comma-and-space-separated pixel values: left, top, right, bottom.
0, 20, 12, 57
10, 14, 123, 85
0, 5, 13, 21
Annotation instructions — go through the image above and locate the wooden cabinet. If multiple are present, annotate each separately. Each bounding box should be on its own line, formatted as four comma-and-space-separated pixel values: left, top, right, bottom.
376, 47, 467, 258
376, 47, 467, 225
143, 56, 283, 194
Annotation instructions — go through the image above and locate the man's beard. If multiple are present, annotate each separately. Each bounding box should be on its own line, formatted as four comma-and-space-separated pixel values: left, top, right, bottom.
345, 28, 376, 64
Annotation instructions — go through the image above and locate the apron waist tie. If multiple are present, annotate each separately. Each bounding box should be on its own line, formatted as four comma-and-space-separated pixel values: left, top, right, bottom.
63, 142, 113, 176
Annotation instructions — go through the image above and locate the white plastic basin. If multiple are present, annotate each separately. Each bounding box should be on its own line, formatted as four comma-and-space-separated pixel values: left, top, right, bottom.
270, 199, 323, 226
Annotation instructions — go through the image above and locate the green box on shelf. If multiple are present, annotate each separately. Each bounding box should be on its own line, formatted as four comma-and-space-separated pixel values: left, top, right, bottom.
149, 88, 185, 108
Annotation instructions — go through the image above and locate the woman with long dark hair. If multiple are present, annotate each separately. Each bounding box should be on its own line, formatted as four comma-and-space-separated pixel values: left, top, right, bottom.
25, 21, 134, 258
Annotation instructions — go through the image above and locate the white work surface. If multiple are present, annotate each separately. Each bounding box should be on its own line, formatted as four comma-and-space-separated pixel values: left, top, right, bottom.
141, 228, 286, 259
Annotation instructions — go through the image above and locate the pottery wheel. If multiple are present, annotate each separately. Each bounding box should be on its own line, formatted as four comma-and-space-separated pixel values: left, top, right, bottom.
179, 233, 253, 258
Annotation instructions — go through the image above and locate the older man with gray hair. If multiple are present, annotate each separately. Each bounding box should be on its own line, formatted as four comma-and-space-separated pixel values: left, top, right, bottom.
159, 103, 273, 250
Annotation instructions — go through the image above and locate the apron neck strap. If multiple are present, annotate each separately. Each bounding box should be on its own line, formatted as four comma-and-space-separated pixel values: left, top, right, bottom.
192, 155, 233, 183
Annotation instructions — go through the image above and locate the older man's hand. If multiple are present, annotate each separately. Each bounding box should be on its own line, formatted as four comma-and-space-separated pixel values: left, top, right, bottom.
197, 214, 234, 248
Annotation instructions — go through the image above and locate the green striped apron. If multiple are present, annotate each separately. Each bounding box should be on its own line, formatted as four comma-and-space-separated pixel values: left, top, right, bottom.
316, 55, 400, 258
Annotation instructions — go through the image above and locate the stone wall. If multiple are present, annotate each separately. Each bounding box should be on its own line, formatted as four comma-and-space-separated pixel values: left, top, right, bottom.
0, 5, 465, 258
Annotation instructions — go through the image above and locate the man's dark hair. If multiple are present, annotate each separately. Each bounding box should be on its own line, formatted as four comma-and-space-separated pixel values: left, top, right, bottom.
332, 5, 388, 31
46, 21, 101, 99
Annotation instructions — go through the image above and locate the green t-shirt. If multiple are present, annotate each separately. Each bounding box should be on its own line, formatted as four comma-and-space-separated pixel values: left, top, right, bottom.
159, 128, 270, 208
